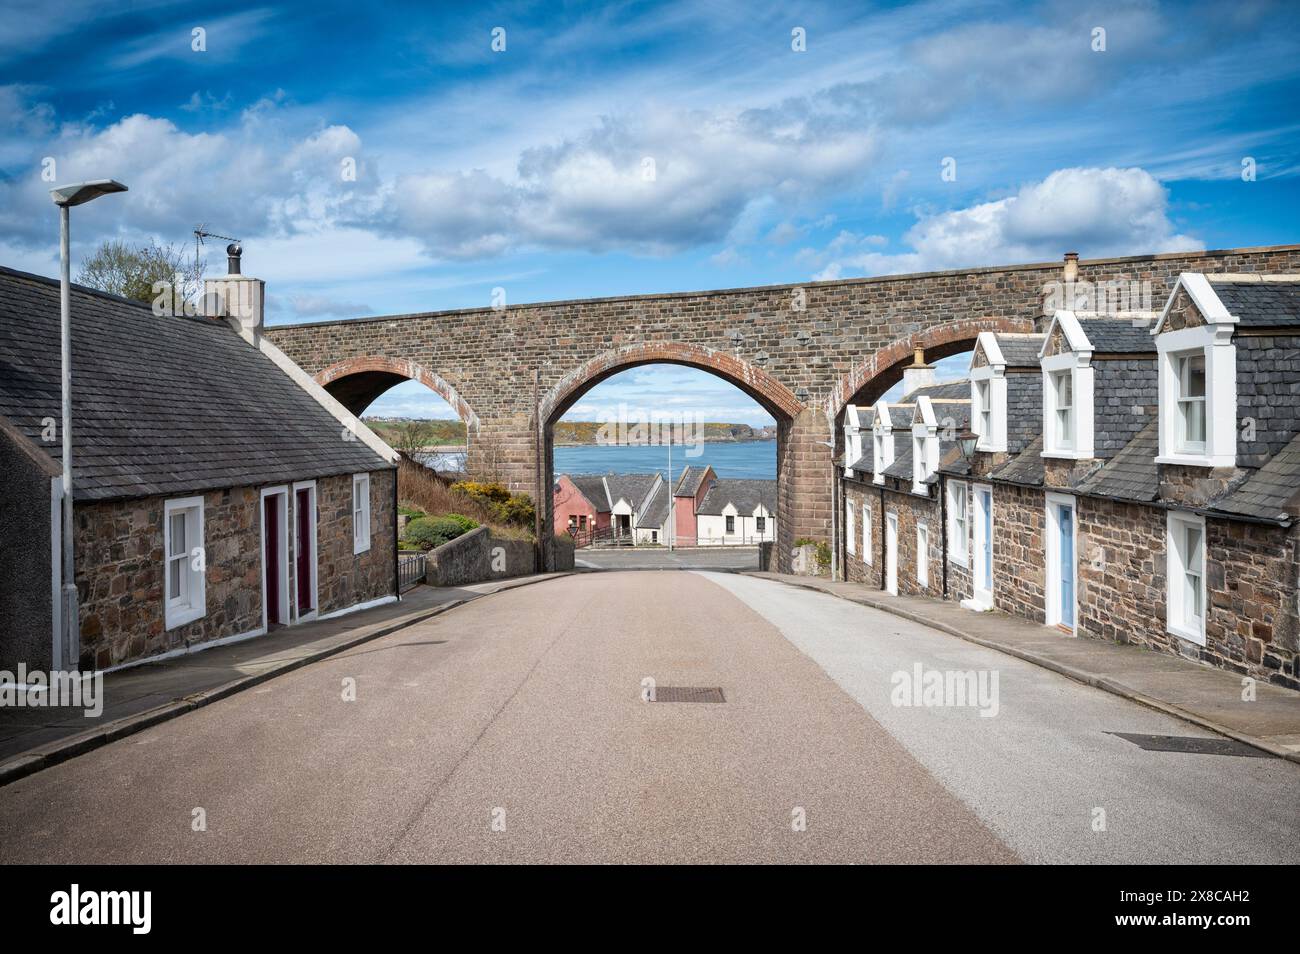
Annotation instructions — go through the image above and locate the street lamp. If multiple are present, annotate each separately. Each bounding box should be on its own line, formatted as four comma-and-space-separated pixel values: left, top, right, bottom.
49, 179, 127, 670
957, 429, 980, 463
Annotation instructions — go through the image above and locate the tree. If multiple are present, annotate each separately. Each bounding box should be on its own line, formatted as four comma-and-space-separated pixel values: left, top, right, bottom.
77, 240, 204, 306
392, 420, 438, 460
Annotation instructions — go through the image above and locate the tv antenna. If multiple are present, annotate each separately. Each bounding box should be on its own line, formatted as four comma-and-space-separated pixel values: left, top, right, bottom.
193, 224, 240, 272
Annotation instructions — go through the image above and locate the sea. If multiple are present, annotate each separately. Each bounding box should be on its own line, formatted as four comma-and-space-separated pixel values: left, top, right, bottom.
421, 440, 777, 480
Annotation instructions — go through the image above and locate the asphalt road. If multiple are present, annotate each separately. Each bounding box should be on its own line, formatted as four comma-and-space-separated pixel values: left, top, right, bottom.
1, 572, 1296, 863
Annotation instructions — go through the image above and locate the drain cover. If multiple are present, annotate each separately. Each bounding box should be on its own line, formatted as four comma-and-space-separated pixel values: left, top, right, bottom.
652, 686, 726, 703
1107, 732, 1271, 758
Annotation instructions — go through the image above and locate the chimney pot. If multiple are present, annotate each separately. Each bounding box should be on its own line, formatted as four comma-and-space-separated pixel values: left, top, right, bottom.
1063, 251, 1079, 284
227, 242, 242, 275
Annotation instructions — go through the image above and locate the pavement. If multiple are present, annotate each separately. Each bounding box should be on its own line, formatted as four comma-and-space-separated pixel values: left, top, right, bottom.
575, 545, 759, 571
0, 570, 1295, 864
745, 571, 1300, 764
0, 574, 566, 784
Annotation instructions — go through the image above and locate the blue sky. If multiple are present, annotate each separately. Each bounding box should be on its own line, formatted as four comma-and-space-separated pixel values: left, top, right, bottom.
2, 0, 1297, 423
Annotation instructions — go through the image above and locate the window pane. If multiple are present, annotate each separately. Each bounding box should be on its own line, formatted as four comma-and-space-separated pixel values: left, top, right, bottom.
1185, 525, 1203, 572
170, 512, 185, 557
168, 556, 182, 600
1182, 353, 1206, 398
1056, 372, 1072, 408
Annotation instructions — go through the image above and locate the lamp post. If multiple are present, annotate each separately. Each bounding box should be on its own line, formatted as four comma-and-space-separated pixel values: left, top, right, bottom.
957, 429, 980, 463
49, 179, 128, 670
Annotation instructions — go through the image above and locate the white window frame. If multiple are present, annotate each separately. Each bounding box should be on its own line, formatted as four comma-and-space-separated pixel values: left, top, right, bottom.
1155, 325, 1237, 468
873, 403, 895, 485
1044, 492, 1077, 632
911, 395, 938, 496
843, 405, 865, 477
970, 332, 1007, 452
845, 499, 856, 556
353, 473, 372, 554
1040, 311, 1094, 460
1166, 511, 1207, 646
885, 511, 899, 595
917, 522, 929, 589
947, 480, 968, 567
862, 503, 872, 566
163, 495, 206, 630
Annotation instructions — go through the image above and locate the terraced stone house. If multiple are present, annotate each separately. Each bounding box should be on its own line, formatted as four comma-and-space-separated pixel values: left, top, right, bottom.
0, 260, 400, 673
841, 273, 1300, 689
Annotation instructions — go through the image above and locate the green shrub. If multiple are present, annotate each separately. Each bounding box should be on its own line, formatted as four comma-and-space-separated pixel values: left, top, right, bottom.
489, 494, 535, 529
404, 515, 479, 551
451, 480, 512, 505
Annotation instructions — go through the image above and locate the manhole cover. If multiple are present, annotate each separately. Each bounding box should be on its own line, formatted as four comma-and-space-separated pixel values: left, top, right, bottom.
1106, 732, 1272, 758
652, 686, 726, 703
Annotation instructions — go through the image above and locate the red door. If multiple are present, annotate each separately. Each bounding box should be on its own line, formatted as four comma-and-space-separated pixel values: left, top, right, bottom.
264, 496, 282, 626
296, 489, 313, 614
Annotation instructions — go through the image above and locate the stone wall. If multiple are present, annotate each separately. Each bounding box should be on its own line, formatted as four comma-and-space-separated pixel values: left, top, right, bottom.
842, 480, 882, 588
882, 487, 945, 598
1075, 497, 1167, 652
427, 526, 545, 586
267, 245, 1300, 574
0, 423, 59, 671
944, 478, 975, 604
991, 483, 1047, 623
75, 468, 396, 669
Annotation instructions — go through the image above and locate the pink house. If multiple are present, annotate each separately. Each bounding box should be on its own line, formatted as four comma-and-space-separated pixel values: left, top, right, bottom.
553, 474, 608, 537
672, 465, 715, 545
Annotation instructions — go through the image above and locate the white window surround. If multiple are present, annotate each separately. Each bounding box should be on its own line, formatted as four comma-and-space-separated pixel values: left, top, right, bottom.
163, 496, 206, 630
844, 405, 866, 477
862, 503, 872, 566
873, 403, 895, 484
910, 396, 939, 495
1044, 492, 1077, 633
1155, 325, 1237, 468
947, 480, 968, 567
1040, 311, 1094, 459
353, 473, 371, 554
291, 479, 319, 624
970, 332, 1008, 452
917, 522, 929, 588
846, 499, 856, 556
1166, 510, 1208, 646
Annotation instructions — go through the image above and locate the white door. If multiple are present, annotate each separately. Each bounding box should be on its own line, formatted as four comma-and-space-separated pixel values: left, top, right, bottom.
885, 512, 898, 595
972, 486, 993, 607
1046, 494, 1076, 631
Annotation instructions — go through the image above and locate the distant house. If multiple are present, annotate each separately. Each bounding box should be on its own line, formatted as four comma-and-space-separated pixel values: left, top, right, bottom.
552, 472, 661, 542
695, 478, 778, 545
0, 256, 400, 673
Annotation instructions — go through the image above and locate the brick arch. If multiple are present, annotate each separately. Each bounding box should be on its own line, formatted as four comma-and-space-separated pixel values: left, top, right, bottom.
314, 356, 480, 429
542, 341, 805, 425
827, 316, 1034, 417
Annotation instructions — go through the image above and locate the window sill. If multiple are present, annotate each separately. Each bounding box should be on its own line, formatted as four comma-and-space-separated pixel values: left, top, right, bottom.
165, 603, 205, 631
1166, 620, 1207, 648
1040, 449, 1091, 460
1155, 454, 1232, 469
354, 541, 371, 555
948, 554, 968, 569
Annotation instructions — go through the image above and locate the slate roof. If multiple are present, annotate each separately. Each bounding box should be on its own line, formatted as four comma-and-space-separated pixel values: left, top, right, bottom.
1212, 431, 1300, 521
883, 437, 913, 482
993, 333, 1046, 367
697, 478, 776, 516
1006, 372, 1043, 454
0, 267, 392, 502
990, 436, 1045, 486
636, 479, 670, 529
675, 465, 711, 497
1209, 280, 1300, 328
604, 473, 658, 510
905, 379, 969, 402
1076, 419, 1160, 502
566, 475, 610, 511
1078, 318, 1157, 353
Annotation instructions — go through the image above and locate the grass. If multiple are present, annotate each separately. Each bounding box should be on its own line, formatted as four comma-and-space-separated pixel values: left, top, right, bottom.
397, 459, 532, 540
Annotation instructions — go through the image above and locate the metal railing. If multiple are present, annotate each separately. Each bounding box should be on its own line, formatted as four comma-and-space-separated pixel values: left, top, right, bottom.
398, 552, 427, 591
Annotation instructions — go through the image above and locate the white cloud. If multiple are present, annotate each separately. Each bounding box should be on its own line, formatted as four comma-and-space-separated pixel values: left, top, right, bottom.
809, 167, 1202, 278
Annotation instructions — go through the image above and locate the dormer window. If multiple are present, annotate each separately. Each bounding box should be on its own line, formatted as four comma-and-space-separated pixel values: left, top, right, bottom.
843, 406, 865, 477
910, 395, 938, 495
873, 402, 895, 484
969, 331, 1008, 452
1040, 311, 1094, 459
1154, 273, 1237, 469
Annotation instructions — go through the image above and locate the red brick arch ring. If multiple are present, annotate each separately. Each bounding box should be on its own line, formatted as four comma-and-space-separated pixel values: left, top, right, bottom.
313, 356, 481, 431
541, 341, 806, 426
826, 316, 1035, 419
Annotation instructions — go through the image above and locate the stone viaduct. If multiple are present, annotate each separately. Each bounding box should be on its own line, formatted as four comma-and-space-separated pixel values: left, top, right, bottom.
265, 244, 1300, 570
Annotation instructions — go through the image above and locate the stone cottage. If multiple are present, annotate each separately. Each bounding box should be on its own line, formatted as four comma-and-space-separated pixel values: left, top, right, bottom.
0, 256, 400, 673
840, 272, 1300, 689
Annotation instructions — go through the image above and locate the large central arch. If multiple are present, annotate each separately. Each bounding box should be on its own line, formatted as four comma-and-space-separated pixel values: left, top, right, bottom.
314, 355, 480, 429
540, 342, 806, 568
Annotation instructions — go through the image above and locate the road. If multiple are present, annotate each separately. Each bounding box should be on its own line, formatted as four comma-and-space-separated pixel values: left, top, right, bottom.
1, 572, 1296, 863
575, 545, 759, 571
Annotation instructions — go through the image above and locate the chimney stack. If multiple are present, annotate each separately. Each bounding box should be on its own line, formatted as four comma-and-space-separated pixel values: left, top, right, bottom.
1063, 251, 1079, 284
901, 346, 934, 397
203, 245, 264, 345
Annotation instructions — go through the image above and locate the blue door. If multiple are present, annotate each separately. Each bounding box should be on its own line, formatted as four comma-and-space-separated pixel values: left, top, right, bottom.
1059, 504, 1074, 626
